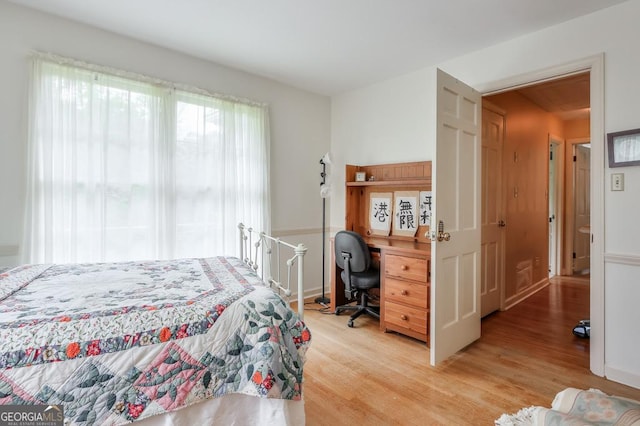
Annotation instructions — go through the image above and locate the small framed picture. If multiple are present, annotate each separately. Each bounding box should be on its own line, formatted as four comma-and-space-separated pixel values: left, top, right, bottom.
607, 128, 640, 167
355, 171, 366, 182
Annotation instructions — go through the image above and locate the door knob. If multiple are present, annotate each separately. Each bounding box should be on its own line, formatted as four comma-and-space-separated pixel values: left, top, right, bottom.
437, 220, 451, 242
498, 220, 506, 227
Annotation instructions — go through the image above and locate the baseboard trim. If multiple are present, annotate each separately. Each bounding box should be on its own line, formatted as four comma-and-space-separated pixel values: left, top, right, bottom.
503, 278, 550, 311
287, 287, 323, 301
605, 365, 640, 390
288, 289, 327, 311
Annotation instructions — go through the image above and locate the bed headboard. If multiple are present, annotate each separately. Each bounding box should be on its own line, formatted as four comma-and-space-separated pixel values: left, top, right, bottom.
238, 223, 307, 319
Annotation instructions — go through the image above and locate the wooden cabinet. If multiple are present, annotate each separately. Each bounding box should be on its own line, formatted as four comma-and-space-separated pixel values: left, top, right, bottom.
381, 250, 430, 343
385, 253, 429, 283
330, 160, 432, 344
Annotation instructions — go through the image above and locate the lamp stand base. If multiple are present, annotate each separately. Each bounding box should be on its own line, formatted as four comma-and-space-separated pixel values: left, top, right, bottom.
314, 296, 330, 306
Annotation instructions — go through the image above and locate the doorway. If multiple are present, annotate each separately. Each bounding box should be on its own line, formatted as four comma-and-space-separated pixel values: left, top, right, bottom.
481, 71, 592, 357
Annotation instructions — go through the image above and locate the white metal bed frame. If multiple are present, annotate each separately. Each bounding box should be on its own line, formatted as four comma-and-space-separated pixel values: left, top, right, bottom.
238, 223, 307, 318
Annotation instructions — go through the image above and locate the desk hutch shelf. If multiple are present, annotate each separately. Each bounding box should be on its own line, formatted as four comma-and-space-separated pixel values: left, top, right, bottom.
345, 161, 431, 243
332, 160, 433, 344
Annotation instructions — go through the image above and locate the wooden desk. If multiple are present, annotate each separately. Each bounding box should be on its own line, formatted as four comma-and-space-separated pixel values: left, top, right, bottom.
330, 236, 431, 343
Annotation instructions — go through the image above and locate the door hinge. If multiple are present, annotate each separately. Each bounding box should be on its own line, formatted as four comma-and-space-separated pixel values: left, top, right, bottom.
573, 155, 577, 162
550, 151, 553, 161
573, 252, 576, 259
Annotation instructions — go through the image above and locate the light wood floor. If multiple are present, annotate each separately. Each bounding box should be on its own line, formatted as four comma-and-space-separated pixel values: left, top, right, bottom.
299, 277, 640, 425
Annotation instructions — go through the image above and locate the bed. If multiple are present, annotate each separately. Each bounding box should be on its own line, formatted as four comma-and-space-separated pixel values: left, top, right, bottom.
0, 224, 310, 425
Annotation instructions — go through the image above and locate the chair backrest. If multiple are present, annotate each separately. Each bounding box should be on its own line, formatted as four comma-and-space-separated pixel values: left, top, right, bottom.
334, 230, 371, 273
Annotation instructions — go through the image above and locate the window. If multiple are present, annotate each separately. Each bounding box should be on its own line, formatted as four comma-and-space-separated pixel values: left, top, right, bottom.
23, 57, 270, 263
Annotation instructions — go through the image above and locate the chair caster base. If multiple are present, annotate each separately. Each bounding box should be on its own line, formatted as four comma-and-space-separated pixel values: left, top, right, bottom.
347, 319, 354, 328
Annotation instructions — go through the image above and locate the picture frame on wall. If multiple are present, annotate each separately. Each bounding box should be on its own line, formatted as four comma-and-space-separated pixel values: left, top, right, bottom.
607, 128, 640, 167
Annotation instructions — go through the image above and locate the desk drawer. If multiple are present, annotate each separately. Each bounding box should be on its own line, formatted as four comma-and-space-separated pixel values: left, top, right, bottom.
384, 277, 428, 309
384, 301, 428, 336
385, 254, 428, 282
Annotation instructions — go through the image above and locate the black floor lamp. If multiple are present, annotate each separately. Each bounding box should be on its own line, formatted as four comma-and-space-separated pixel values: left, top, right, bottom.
315, 153, 330, 305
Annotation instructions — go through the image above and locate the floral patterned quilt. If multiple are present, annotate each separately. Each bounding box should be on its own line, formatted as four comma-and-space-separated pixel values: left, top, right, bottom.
0, 257, 311, 424
496, 388, 640, 425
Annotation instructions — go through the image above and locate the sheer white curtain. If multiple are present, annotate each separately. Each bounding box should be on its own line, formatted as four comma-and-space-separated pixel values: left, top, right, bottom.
23, 56, 270, 264
173, 92, 270, 258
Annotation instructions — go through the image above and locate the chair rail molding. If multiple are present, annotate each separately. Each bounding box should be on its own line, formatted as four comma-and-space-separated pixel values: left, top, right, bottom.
604, 253, 640, 266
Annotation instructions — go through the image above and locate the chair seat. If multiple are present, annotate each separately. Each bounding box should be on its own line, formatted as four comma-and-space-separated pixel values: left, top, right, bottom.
341, 268, 379, 290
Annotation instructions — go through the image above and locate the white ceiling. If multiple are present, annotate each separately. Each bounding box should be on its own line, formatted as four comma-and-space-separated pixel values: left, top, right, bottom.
9, 0, 631, 96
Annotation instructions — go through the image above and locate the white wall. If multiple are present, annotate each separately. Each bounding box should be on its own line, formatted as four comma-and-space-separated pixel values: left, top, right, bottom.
330, 67, 436, 227
331, 0, 640, 388
0, 2, 331, 296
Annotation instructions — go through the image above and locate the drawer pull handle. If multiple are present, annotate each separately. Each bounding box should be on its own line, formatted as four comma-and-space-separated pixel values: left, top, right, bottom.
401, 290, 408, 296
400, 314, 408, 321
401, 265, 408, 271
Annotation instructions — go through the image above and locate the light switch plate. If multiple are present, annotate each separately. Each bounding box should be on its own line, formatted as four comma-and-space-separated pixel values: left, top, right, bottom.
612, 173, 624, 191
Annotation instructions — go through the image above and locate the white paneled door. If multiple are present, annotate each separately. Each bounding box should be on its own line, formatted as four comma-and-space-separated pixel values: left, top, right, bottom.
573, 144, 591, 272
430, 69, 482, 366
480, 105, 504, 317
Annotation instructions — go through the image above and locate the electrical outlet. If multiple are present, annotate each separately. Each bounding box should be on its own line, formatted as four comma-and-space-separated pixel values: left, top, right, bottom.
612, 173, 624, 191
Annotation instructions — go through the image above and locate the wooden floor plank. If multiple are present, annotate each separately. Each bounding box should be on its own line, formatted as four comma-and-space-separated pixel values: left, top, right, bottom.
299, 277, 640, 425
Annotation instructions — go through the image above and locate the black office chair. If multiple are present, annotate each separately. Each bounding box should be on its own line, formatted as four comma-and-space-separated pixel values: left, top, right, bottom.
334, 230, 380, 327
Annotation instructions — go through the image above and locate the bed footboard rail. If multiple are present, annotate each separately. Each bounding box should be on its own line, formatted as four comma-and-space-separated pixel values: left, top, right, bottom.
238, 223, 307, 318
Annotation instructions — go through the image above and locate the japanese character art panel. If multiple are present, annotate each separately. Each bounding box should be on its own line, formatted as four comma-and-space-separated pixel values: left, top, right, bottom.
420, 191, 433, 228
369, 192, 393, 236
392, 191, 419, 237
